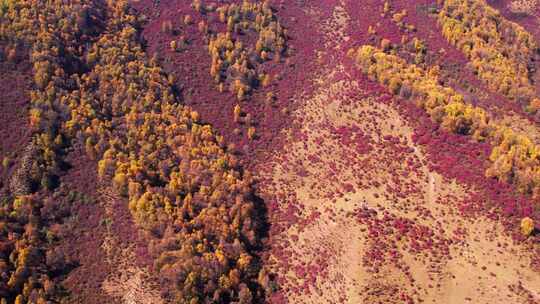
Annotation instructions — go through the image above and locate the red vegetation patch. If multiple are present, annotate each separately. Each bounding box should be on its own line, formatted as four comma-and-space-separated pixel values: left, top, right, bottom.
355, 207, 451, 276
331, 125, 372, 155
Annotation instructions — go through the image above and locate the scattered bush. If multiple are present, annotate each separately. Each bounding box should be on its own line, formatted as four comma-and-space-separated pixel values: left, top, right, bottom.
183, 15, 192, 25
247, 127, 256, 140
161, 20, 173, 33
234, 104, 242, 123
1, 157, 9, 171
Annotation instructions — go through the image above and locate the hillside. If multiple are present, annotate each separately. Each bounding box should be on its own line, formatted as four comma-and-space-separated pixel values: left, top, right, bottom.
0, 0, 539, 303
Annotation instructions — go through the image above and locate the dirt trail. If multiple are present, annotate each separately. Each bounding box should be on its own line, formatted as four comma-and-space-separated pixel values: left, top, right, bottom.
257, 1, 540, 303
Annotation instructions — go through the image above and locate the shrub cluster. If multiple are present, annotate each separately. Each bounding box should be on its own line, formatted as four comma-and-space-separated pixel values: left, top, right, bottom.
204, 0, 286, 100
438, 0, 540, 112
521, 216, 535, 236
2, 0, 268, 302
352, 45, 540, 228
